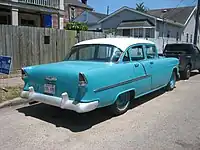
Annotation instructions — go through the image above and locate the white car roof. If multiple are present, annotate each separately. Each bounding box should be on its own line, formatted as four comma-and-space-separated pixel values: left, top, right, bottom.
74, 37, 155, 51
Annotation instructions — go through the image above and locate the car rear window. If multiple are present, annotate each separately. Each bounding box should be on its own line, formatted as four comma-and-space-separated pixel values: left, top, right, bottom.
164, 44, 192, 54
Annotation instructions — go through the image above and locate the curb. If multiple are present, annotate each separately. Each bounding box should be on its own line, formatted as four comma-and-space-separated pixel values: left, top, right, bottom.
0, 97, 30, 109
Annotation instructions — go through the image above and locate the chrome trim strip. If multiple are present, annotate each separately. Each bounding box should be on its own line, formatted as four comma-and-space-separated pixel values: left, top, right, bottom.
45, 76, 57, 82
94, 75, 151, 93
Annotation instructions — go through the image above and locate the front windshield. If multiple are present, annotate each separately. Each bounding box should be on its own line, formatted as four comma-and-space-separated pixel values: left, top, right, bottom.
66, 44, 123, 62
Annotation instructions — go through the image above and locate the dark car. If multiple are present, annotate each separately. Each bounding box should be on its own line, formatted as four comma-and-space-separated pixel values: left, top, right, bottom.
163, 43, 200, 79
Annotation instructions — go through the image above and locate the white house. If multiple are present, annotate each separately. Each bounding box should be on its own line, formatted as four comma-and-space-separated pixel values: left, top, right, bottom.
0, 0, 64, 29
75, 6, 200, 52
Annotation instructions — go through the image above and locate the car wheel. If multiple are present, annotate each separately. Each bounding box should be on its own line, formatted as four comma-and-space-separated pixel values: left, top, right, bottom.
110, 92, 131, 116
166, 71, 176, 91
181, 65, 191, 80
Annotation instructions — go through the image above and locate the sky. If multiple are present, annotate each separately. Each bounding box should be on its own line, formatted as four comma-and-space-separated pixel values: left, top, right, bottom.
87, 0, 196, 14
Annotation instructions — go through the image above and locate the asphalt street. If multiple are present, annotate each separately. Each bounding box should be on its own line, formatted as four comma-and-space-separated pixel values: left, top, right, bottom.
0, 72, 200, 150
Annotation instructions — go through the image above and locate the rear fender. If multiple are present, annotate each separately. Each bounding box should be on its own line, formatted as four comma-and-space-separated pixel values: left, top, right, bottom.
172, 66, 180, 80
113, 88, 136, 104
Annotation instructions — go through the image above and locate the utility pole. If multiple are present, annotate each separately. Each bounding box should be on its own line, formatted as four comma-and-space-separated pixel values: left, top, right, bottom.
194, 0, 200, 45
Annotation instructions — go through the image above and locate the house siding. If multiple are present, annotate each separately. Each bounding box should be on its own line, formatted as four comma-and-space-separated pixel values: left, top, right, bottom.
74, 11, 103, 30
182, 12, 200, 47
74, 11, 100, 23
156, 20, 183, 39
52, 5, 88, 28
88, 24, 102, 30
100, 9, 156, 29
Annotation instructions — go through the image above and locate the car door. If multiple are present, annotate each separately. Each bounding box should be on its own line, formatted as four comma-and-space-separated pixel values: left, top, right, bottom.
193, 45, 200, 69
140, 44, 167, 90
127, 45, 151, 96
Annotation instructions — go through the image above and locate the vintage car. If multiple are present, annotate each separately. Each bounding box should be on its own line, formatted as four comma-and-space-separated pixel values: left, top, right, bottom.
20, 38, 180, 115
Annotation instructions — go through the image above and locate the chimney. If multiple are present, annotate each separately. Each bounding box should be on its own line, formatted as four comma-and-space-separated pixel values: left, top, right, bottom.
81, 0, 87, 4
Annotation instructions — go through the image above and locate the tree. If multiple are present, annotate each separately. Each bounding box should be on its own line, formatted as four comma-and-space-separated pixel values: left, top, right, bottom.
136, 2, 148, 13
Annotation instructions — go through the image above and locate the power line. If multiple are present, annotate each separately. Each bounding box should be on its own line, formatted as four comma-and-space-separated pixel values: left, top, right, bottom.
166, 0, 196, 20
163, 0, 185, 19
191, 0, 197, 5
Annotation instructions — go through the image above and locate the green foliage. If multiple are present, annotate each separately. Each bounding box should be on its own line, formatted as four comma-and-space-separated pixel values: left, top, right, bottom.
65, 22, 88, 31
136, 2, 149, 13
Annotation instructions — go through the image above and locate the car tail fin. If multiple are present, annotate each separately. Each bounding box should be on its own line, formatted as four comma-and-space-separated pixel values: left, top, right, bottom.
79, 73, 87, 86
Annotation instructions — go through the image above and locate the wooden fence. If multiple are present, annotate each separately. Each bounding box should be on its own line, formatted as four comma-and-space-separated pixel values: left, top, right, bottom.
0, 25, 105, 72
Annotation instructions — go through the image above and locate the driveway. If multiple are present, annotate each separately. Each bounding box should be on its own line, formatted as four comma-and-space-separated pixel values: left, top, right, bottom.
0, 72, 200, 150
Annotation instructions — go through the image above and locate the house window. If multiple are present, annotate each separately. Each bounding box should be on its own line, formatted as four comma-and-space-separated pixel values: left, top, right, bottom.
134, 28, 139, 37
134, 28, 144, 38
145, 28, 155, 38
167, 31, 170, 38
0, 15, 8, 24
186, 33, 189, 43
190, 34, 193, 43
146, 28, 150, 38
123, 29, 131, 36
21, 19, 35, 26
176, 32, 179, 42
139, 28, 143, 37
70, 7, 76, 21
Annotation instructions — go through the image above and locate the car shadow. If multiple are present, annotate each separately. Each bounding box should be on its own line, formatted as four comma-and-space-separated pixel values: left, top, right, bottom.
176, 71, 199, 82
17, 88, 166, 133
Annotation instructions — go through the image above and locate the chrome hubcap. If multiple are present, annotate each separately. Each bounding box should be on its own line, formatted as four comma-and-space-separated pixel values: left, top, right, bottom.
170, 73, 176, 88
116, 93, 130, 110
187, 69, 190, 78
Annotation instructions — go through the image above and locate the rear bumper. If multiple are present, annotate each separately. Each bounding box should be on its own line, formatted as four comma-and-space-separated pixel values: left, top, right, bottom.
20, 86, 99, 113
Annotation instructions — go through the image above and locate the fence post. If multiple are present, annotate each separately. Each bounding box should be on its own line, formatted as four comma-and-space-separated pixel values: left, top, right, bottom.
76, 30, 80, 43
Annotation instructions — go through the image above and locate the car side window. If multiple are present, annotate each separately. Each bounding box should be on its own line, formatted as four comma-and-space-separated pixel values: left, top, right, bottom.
123, 51, 130, 62
129, 45, 144, 61
146, 45, 157, 59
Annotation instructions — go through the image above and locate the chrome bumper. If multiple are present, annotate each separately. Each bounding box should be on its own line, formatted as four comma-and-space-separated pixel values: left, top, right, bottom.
20, 86, 99, 113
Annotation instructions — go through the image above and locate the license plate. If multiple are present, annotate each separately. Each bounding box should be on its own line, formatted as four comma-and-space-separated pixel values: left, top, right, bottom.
44, 84, 55, 94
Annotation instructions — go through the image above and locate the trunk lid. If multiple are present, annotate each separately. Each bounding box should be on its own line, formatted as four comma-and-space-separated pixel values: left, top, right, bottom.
23, 61, 110, 98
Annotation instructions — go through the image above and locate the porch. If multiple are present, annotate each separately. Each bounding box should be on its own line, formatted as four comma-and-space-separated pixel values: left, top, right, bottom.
0, 0, 64, 29
116, 19, 156, 39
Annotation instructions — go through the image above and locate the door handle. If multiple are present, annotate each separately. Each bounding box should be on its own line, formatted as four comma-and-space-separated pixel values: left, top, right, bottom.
150, 62, 154, 65
134, 64, 139, 67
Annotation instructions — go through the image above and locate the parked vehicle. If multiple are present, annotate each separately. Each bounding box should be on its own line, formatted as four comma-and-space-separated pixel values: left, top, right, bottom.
20, 38, 179, 116
163, 43, 200, 79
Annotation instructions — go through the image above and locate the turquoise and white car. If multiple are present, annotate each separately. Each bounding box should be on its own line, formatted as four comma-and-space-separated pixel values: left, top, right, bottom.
21, 38, 179, 115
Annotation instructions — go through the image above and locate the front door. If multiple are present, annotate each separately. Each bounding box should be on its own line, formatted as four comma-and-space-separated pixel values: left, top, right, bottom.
128, 45, 151, 96
140, 44, 168, 90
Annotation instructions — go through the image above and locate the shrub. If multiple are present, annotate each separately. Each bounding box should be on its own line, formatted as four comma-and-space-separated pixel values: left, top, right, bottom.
65, 22, 88, 31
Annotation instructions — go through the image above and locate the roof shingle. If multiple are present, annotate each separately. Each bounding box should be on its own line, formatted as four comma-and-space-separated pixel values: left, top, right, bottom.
65, 0, 93, 10
147, 6, 195, 24
90, 11, 108, 20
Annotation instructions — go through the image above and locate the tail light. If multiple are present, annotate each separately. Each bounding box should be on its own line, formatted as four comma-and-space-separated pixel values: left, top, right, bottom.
79, 72, 87, 86
21, 68, 27, 79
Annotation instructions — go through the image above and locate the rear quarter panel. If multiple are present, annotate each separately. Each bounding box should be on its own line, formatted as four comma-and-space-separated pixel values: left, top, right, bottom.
81, 62, 149, 108
159, 57, 180, 81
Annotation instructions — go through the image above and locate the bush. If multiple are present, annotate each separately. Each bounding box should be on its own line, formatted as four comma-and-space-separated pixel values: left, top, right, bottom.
65, 22, 88, 31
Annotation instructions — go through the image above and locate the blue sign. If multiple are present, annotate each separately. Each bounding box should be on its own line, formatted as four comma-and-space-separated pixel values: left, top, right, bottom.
0, 56, 12, 75
44, 15, 52, 28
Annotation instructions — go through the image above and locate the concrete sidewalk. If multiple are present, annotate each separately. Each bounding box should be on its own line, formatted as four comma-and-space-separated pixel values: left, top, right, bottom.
0, 77, 24, 87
